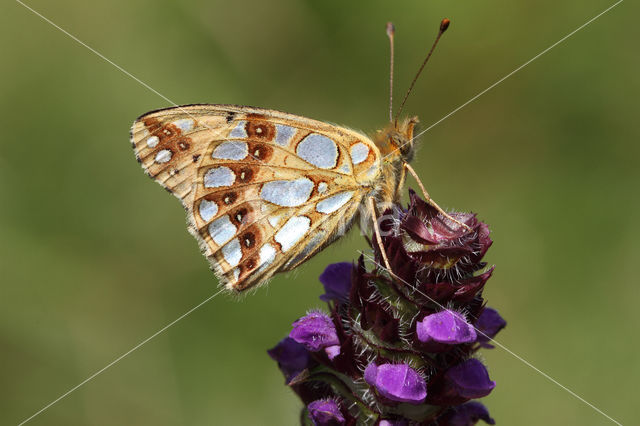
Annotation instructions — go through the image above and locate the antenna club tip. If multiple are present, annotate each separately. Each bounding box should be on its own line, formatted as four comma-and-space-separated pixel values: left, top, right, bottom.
440, 18, 450, 32
386, 22, 395, 36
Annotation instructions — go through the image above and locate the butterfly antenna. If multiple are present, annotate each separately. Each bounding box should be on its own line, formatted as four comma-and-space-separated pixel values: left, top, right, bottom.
394, 18, 450, 123
386, 22, 395, 123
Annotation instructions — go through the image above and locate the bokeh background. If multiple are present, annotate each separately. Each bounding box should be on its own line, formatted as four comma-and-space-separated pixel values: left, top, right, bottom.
2, 0, 638, 424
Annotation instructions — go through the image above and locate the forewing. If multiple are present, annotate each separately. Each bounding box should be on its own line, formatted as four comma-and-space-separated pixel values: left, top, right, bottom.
130, 104, 381, 291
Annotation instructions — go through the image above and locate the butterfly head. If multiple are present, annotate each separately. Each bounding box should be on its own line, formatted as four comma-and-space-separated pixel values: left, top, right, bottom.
376, 116, 419, 164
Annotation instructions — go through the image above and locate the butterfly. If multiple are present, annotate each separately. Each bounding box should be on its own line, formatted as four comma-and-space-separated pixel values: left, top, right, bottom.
129, 19, 465, 292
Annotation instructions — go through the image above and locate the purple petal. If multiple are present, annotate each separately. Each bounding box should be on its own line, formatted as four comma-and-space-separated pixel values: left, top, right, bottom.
439, 401, 495, 425
444, 359, 495, 399
416, 310, 477, 344
324, 345, 341, 360
364, 362, 378, 385
307, 399, 345, 425
475, 307, 506, 348
364, 362, 427, 404
267, 337, 312, 381
319, 262, 353, 303
290, 311, 340, 352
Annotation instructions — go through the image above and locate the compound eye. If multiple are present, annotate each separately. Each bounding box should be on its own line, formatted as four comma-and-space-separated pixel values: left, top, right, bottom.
397, 137, 415, 162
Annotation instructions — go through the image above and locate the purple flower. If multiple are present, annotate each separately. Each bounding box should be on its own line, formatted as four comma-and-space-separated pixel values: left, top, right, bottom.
269, 190, 505, 423
307, 399, 345, 426
437, 401, 495, 425
364, 362, 427, 404
290, 311, 340, 352
319, 262, 353, 303
267, 337, 312, 382
444, 359, 496, 399
416, 310, 477, 344
475, 307, 506, 348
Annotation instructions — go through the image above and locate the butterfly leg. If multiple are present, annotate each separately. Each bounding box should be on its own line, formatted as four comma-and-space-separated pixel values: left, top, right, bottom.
367, 197, 393, 273
403, 163, 473, 232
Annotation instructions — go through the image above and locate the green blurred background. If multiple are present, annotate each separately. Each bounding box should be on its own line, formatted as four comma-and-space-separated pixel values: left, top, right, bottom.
2, 0, 638, 424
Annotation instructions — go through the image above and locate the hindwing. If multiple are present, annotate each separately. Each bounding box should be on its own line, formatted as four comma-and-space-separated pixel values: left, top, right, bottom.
130, 104, 381, 291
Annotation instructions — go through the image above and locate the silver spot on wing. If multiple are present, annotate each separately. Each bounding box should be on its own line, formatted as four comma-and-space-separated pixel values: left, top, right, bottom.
204, 166, 235, 188
275, 216, 310, 252
350, 142, 369, 165
171, 118, 195, 133
260, 178, 314, 207
154, 149, 172, 163
222, 238, 242, 267
208, 215, 237, 245
199, 199, 219, 222
316, 191, 354, 214
275, 124, 296, 146
229, 121, 247, 138
212, 141, 248, 160
296, 133, 338, 169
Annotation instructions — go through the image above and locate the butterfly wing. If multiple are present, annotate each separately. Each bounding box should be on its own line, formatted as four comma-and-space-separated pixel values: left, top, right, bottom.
130, 104, 381, 291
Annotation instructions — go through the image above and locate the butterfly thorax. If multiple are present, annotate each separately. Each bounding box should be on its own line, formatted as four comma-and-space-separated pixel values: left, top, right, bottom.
371, 116, 418, 208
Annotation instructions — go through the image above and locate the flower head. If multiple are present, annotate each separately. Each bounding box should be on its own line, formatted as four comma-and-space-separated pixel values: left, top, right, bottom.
269, 191, 504, 424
